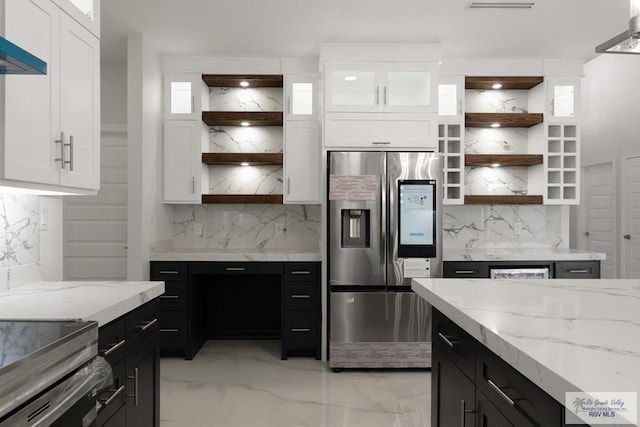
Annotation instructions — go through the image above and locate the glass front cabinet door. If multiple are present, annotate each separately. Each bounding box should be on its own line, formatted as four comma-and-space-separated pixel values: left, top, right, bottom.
438, 75, 465, 121
547, 77, 580, 123
285, 74, 319, 121
163, 74, 206, 120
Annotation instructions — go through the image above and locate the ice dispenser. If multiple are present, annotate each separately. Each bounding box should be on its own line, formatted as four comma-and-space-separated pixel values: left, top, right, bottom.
341, 209, 370, 248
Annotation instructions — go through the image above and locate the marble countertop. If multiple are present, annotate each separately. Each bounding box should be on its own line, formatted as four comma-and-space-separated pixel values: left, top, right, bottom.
412, 278, 640, 425
150, 248, 321, 262
444, 248, 606, 261
0, 281, 164, 326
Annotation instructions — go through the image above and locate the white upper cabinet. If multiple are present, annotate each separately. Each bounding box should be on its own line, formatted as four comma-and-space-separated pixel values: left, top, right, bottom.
438, 75, 465, 122
54, 0, 100, 37
324, 62, 438, 113
546, 77, 580, 123
1, 0, 100, 192
284, 121, 321, 204
285, 73, 319, 121
163, 121, 206, 204
163, 74, 206, 120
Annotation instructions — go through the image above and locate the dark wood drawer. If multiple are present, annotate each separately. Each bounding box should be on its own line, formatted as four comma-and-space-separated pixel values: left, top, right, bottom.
554, 261, 600, 278
97, 358, 126, 426
284, 262, 320, 282
127, 299, 160, 344
99, 317, 126, 365
190, 261, 283, 275
159, 311, 187, 349
150, 261, 188, 281
100, 404, 125, 427
159, 282, 187, 310
433, 309, 476, 381
443, 261, 488, 278
476, 345, 563, 427
282, 311, 319, 350
283, 282, 318, 310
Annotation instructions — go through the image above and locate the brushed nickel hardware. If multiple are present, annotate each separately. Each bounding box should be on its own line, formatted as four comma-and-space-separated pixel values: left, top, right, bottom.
99, 339, 125, 357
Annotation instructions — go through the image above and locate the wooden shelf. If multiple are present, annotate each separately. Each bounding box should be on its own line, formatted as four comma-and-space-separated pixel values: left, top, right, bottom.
202, 194, 283, 204
202, 111, 283, 126
465, 154, 543, 167
465, 76, 543, 90
464, 195, 543, 205
202, 153, 283, 166
465, 113, 543, 128
202, 74, 283, 88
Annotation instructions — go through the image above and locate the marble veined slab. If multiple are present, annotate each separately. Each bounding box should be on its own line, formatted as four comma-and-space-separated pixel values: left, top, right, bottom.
412, 278, 640, 425
151, 248, 320, 262
445, 248, 606, 261
0, 281, 164, 326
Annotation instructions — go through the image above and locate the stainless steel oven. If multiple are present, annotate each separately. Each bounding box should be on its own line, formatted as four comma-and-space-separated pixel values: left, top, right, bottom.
0, 319, 110, 426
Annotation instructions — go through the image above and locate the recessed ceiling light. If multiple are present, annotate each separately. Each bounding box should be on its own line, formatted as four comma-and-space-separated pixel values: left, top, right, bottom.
240, 81, 249, 87
344, 75, 357, 81
240, 162, 250, 166
240, 121, 250, 127
492, 83, 503, 89
490, 123, 501, 128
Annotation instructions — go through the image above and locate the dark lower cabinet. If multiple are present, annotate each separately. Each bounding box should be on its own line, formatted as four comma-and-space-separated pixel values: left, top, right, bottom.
97, 299, 160, 427
432, 308, 568, 427
443, 260, 601, 279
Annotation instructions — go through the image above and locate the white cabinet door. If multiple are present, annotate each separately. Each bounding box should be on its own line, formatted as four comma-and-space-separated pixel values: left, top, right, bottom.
285, 74, 318, 121
284, 121, 320, 204
163, 121, 203, 204
59, 12, 100, 190
438, 75, 465, 121
2, 0, 60, 186
382, 62, 437, 113
324, 63, 381, 112
163, 74, 205, 120
53, 0, 100, 37
546, 77, 580, 123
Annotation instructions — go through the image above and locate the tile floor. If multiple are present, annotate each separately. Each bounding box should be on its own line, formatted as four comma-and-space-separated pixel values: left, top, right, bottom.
160, 340, 431, 426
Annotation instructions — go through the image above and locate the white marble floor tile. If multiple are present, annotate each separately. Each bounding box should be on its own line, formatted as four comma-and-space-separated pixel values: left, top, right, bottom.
160, 340, 431, 427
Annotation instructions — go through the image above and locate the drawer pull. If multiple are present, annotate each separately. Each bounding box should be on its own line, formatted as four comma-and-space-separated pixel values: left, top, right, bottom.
226, 267, 246, 271
372, 141, 391, 145
487, 379, 515, 406
291, 271, 311, 275
158, 270, 180, 275
99, 339, 125, 357
438, 332, 456, 348
138, 318, 158, 331
567, 269, 590, 274
455, 270, 476, 274
160, 295, 180, 299
291, 328, 311, 332
291, 294, 311, 299
460, 399, 476, 427
100, 385, 125, 408
127, 367, 139, 406
160, 328, 180, 333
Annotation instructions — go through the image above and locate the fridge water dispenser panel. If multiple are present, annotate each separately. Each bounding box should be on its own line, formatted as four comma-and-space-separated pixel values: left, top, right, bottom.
341, 209, 370, 248
398, 179, 437, 258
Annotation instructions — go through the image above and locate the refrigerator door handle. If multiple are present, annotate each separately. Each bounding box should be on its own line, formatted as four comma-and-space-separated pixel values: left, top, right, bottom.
380, 154, 387, 284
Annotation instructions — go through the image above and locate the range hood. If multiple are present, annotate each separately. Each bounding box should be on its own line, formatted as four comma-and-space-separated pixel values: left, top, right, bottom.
596, 0, 640, 54
0, 36, 47, 75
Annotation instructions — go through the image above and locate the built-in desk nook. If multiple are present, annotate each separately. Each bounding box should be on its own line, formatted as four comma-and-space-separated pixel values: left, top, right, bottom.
150, 258, 321, 360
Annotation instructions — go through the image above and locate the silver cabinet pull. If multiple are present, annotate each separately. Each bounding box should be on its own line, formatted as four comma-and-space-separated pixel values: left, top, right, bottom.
383, 86, 388, 105
372, 141, 391, 145
376, 86, 380, 105
550, 98, 555, 116
127, 367, 139, 406
191, 95, 195, 114
139, 318, 158, 331
568, 269, 590, 274
288, 96, 292, 114
291, 328, 311, 332
192, 176, 196, 194
287, 177, 291, 195
624, 234, 632, 240
487, 379, 515, 406
160, 328, 180, 332
160, 295, 179, 299
99, 339, 125, 357
63, 135, 74, 171
291, 271, 310, 275
457, 98, 463, 115
438, 332, 456, 348
455, 270, 476, 274
226, 267, 246, 271
55, 132, 65, 167
100, 385, 125, 407
291, 294, 311, 299
460, 400, 475, 427
158, 270, 180, 275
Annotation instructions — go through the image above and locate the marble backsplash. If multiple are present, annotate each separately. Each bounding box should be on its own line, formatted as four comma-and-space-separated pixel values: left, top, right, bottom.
172, 204, 320, 250
0, 193, 41, 292
466, 89, 530, 113
465, 127, 528, 154
209, 87, 282, 112
209, 127, 282, 153
443, 204, 567, 250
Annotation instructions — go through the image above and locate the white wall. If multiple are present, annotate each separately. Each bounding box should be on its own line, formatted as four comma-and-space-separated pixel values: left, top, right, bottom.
126, 32, 172, 280
101, 60, 127, 125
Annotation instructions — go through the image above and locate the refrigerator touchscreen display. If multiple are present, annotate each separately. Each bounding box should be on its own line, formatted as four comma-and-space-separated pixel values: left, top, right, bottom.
398, 180, 436, 258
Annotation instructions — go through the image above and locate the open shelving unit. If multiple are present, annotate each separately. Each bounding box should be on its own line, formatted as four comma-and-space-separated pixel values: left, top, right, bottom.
465, 113, 543, 128
465, 154, 543, 167
201, 74, 284, 204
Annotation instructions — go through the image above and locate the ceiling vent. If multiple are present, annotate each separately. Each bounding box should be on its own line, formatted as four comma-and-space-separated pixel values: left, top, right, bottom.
466, 1, 535, 9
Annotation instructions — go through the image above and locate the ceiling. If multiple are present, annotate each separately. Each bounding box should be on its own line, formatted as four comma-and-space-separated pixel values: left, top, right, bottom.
101, 0, 631, 63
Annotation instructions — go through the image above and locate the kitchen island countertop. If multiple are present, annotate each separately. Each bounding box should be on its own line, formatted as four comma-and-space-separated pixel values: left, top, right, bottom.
412, 277, 640, 425
0, 280, 164, 326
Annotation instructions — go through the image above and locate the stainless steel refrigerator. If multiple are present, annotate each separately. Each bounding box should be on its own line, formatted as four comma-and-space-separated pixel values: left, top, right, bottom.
328, 151, 443, 369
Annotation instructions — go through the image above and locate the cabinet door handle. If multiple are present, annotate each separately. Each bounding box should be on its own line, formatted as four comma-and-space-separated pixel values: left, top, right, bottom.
550, 98, 555, 116
376, 86, 380, 105
457, 98, 463, 115
438, 332, 456, 348
99, 339, 125, 357
160, 328, 180, 333
139, 318, 158, 331
287, 177, 291, 195
567, 269, 590, 274
624, 234, 631, 240
372, 141, 391, 145
158, 270, 180, 275
487, 379, 515, 406
454, 270, 476, 274
291, 294, 311, 299
291, 271, 311, 275
291, 328, 311, 332
64, 135, 74, 171
55, 132, 65, 167
192, 176, 196, 194
226, 267, 246, 271
288, 96, 292, 114
160, 295, 179, 299
127, 367, 139, 406
460, 400, 476, 427
191, 95, 195, 114
100, 384, 125, 408
383, 86, 388, 105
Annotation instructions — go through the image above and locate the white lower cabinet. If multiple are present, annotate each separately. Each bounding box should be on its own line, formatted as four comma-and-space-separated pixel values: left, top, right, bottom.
1, 0, 100, 193
324, 112, 437, 150
284, 121, 320, 204
163, 121, 207, 204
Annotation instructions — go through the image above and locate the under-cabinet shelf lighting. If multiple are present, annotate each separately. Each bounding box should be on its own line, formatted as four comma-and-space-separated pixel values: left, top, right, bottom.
492, 83, 503, 89
239, 81, 250, 87
491, 123, 501, 128
240, 121, 250, 127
